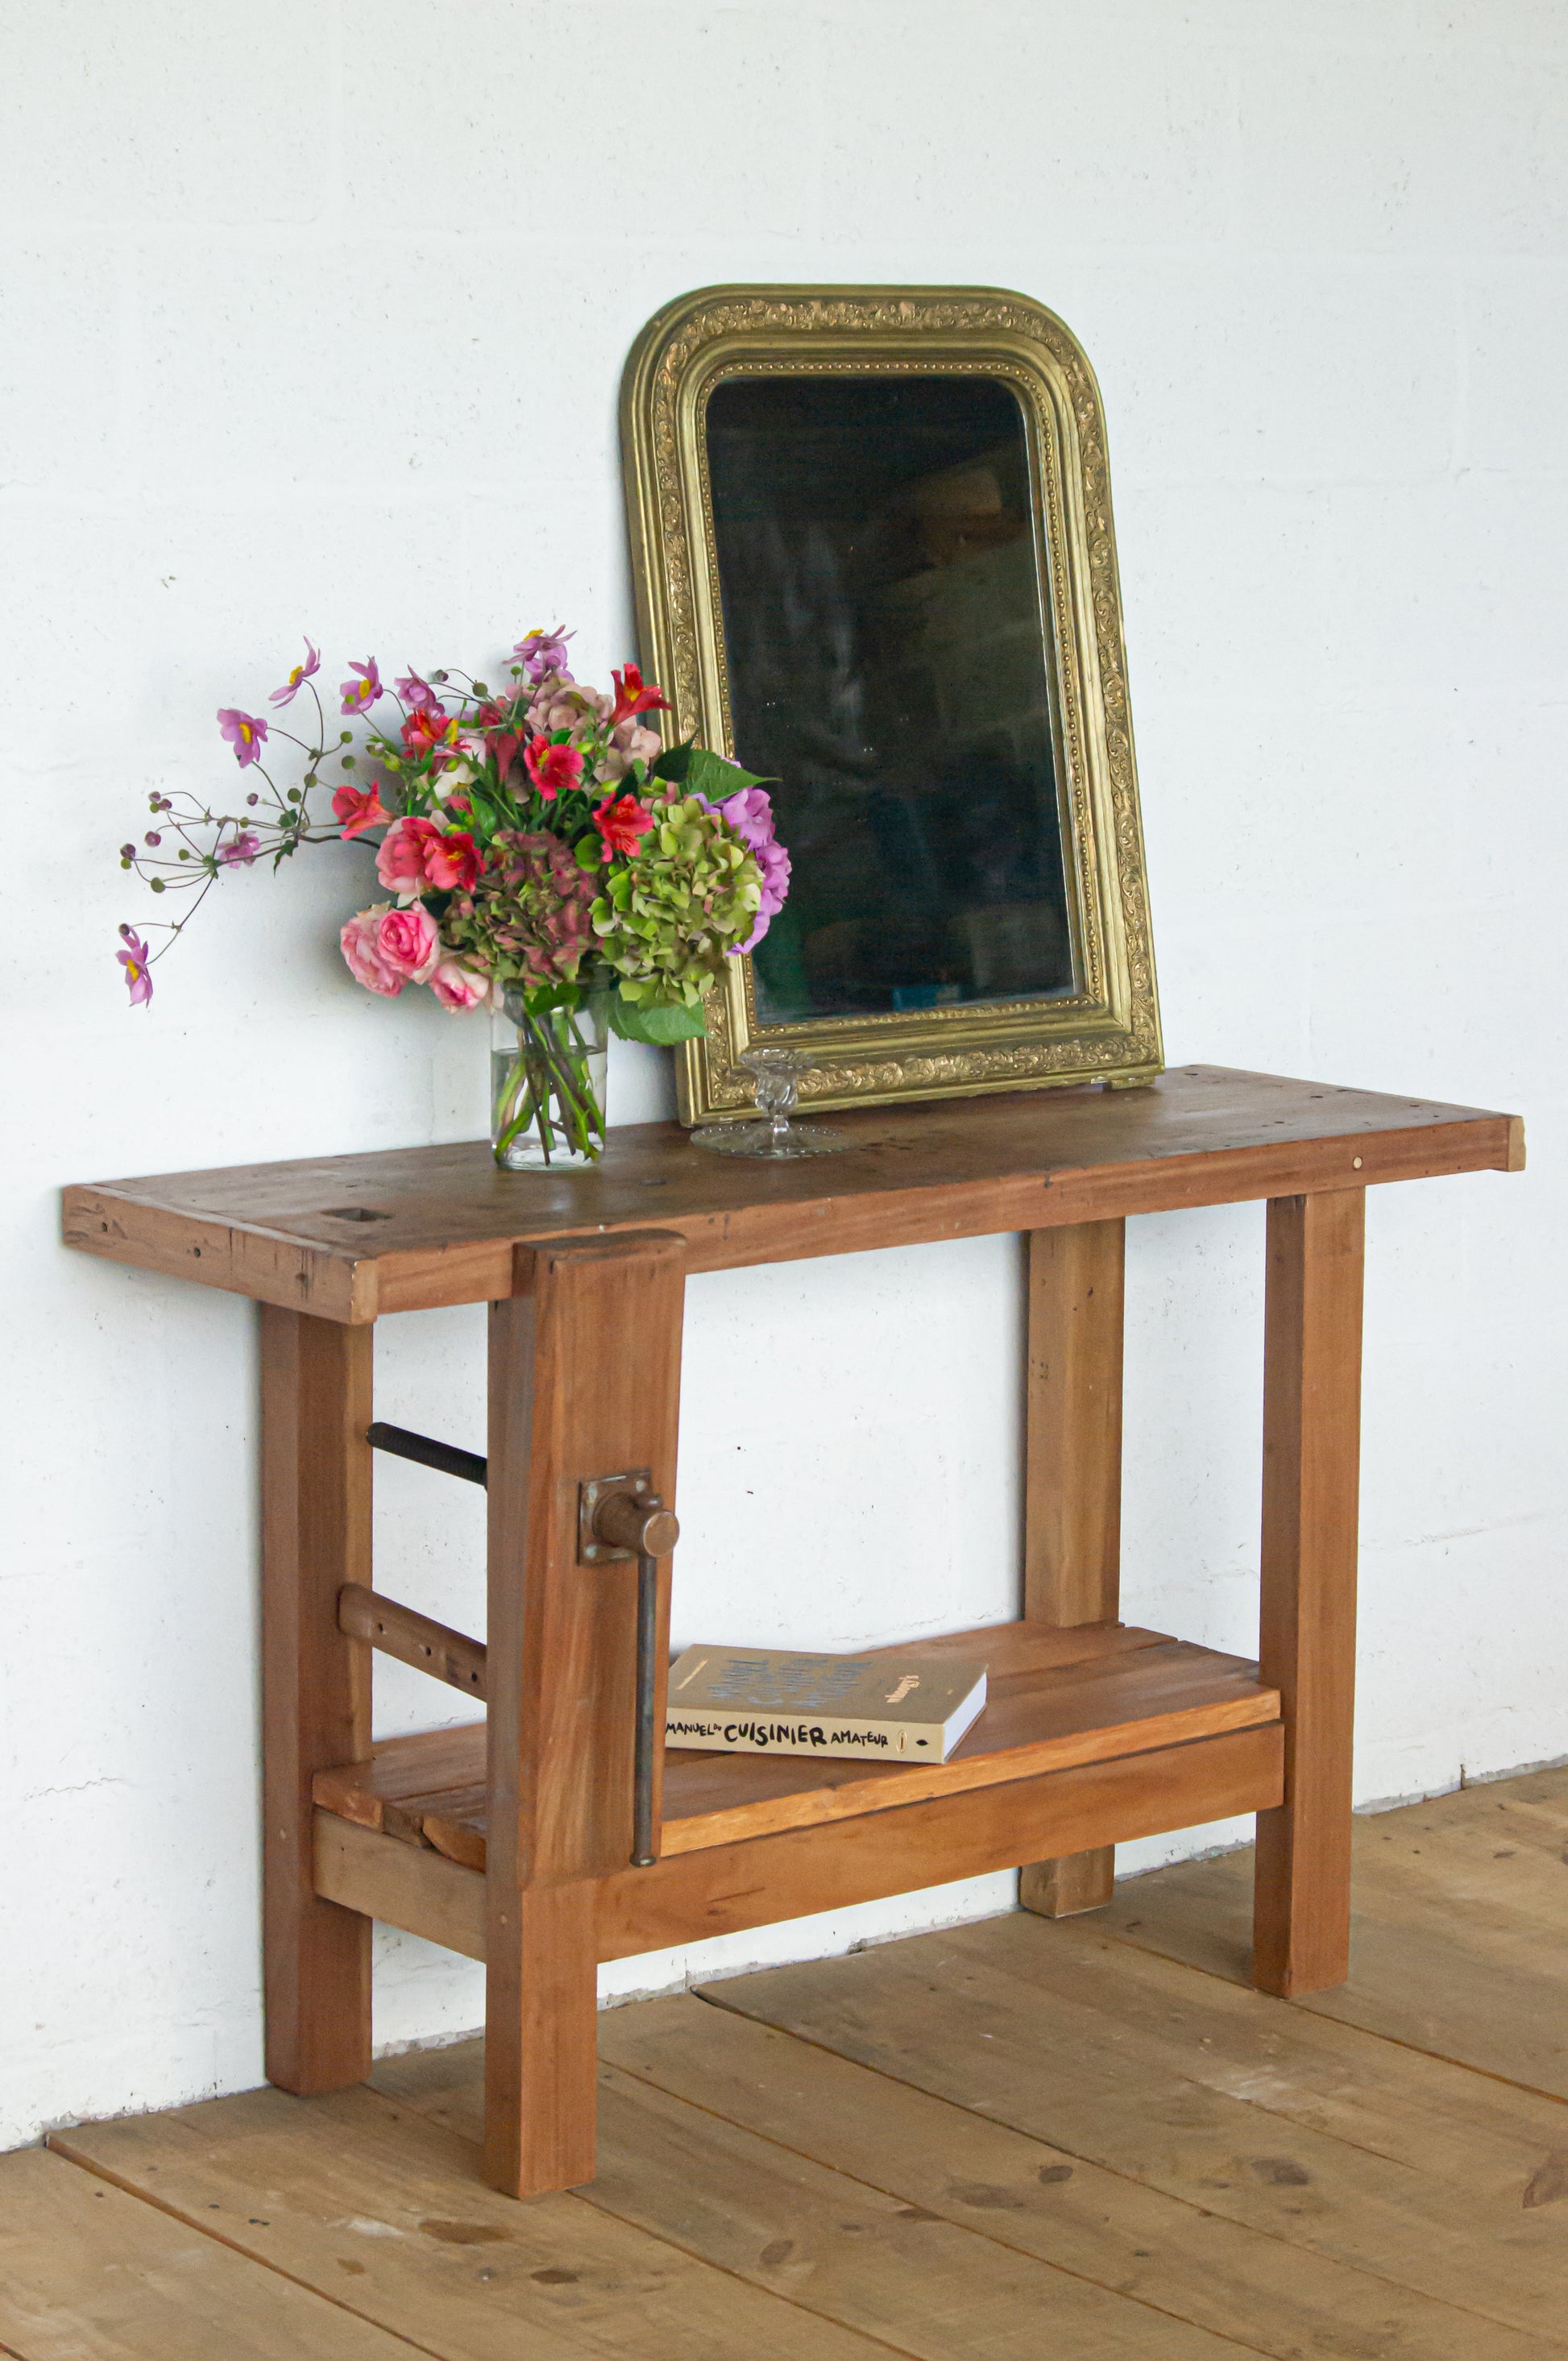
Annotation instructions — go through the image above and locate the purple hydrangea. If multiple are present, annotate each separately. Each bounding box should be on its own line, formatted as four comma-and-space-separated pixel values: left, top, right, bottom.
716, 785, 790, 952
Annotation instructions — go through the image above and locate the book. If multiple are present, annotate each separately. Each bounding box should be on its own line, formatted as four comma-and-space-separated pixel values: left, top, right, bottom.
665, 1643, 988, 1763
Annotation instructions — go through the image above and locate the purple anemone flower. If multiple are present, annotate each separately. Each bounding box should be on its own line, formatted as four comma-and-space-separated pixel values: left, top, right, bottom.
513, 626, 574, 683
117, 925, 153, 1007
340, 658, 384, 713
218, 707, 268, 766
394, 669, 436, 707
270, 637, 320, 706
218, 829, 262, 868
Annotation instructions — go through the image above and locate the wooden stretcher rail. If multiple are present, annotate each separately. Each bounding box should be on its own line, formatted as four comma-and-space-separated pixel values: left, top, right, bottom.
312, 1720, 1284, 1965
337, 1583, 487, 1702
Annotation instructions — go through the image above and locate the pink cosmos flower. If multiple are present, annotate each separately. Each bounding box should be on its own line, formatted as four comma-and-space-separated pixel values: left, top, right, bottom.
332, 781, 390, 839
591, 790, 654, 858
340, 905, 406, 997
525, 737, 584, 800
428, 952, 493, 1012
218, 707, 268, 766
376, 902, 441, 982
218, 829, 262, 867
270, 638, 320, 706
513, 626, 574, 683
610, 663, 670, 728
117, 925, 153, 1006
340, 658, 384, 713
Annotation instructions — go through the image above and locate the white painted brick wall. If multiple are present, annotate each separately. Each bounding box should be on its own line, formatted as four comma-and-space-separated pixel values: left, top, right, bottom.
2, 0, 1563, 2143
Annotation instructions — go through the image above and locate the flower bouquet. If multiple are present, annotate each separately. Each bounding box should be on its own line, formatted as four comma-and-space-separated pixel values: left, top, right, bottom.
116, 628, 789, 1167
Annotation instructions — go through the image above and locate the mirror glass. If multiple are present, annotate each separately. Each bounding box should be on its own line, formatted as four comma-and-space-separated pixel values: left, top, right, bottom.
706, 373, 1076, 1027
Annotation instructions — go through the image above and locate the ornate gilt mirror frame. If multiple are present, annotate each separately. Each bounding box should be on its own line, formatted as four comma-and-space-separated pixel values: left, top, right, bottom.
620, 284, 1162, 1122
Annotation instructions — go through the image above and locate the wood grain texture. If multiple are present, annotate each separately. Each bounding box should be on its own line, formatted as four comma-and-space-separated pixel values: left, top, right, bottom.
338, 1580, 487, 1703
592, 1992, 1567, 2361
309, 1624, 1276, 1870
377, 2043, 1249, 2361
35, 1765, 1568, 2361
259, 1306, 372, 2097
963, 1896, 1568, 2215
1254, 1189, 1365, 1998
313, 1811, 486, 1961
1021, 1218, 1125, 1919
50, 2084, 888, 2361
60, 1066, 1522, 1318
1101, 1763, 1568, 2101
0, 2148, 409, 2361
484, 1230, 685, 2197
309, 1730, 1282, 1969
595, 1725, 1283, 1963
713, 1919, 1568, 2347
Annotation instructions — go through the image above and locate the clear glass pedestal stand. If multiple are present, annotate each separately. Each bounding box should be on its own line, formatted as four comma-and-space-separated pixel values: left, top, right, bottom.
691, 1048, 847, 1159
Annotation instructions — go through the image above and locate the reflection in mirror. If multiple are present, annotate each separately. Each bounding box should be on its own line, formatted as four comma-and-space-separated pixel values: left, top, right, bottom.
705, 374, 1074, 1027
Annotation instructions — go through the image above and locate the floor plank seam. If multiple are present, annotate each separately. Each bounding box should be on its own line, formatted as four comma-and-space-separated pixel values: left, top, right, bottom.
597, 2040, 1279, 2360
39, 2135, 452, 2361
1091, 1916, 1568, 2112
560, 2180, 933, 2361
691, 1981, 1568, 2350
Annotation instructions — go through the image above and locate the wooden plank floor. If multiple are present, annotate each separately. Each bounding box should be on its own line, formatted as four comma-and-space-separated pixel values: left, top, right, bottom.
6, 1766, 1566, 2359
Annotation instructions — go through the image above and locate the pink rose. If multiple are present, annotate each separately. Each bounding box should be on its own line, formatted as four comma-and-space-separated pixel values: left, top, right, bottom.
340, 904, 406, 998
375, 812, 482, 896
376, 902, 441, 982
428, 952, 493, 1012
375, 815, 432, 898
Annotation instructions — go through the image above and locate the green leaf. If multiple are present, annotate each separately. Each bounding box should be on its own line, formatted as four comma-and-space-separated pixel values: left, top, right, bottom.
573, 833, 603, 871
671, 745, 778, 806
608, 994, 710, 1046
648, 734, 699, 783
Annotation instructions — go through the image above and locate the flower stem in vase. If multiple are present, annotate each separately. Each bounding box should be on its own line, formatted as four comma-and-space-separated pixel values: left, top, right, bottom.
491, 990, 609, 1170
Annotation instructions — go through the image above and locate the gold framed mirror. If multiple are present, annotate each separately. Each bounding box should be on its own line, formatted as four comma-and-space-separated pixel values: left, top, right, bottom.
620, 284, 1161, 1123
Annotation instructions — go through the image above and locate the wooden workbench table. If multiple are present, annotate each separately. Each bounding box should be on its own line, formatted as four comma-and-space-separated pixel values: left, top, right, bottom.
62, 1064, 1522, 2198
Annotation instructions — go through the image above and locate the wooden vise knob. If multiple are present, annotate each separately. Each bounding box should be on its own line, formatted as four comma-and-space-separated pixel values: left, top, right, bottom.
592, 1489, 679, 1559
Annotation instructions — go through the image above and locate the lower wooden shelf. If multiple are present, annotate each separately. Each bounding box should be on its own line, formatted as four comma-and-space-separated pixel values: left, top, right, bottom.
313, 1619, 1280, 1871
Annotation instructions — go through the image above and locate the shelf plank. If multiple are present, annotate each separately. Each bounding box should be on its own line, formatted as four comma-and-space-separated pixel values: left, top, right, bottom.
312, 1620, 1279, 1871
61, 1064, 1522, 1320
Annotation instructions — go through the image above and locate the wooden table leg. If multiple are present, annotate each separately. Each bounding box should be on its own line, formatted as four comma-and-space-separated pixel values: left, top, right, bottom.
1253, 1189, 1365, 1997
484, 1231, 685, 2199
1019, 1218, 1125, 1919
259, 1307, 373, 2093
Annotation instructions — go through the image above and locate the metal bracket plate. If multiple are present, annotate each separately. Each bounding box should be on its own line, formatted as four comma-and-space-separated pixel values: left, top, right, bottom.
578, 1469, 653, 1564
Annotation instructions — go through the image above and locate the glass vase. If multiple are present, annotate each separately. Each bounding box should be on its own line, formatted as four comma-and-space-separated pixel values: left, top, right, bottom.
490, 990, 609, 1170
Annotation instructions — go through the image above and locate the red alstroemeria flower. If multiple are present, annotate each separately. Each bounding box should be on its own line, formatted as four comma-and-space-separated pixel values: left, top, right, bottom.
400, 703, 454, 758
421, 826, 481, 892
332, 781, 391, 839
609, 663, 670, 728
524, 737, 585, 801
375, 813, 481, 894
469, 702, 521, 778
591, 790, 655, 859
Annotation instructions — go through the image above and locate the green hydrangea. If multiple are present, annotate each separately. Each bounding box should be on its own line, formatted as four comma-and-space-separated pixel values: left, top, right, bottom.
591, 794, 762, 1006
